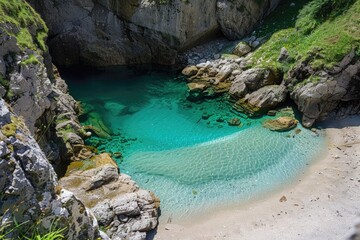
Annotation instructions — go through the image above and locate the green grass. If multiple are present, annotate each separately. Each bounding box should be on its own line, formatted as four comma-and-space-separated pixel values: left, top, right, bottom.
0, 0, 48, 51
0, 218, 65, 240
251, 0, 360, 71
21, 54, 40, 65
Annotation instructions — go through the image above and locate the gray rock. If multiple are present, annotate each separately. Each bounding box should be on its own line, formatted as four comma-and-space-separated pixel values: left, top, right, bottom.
234, 85, 287, 116
217, 0, 281, 40
232, 42, 251, 57
238, 68, 281, 91
229, 79, 248, 99
278, 47, 289, 62
0, 103, 102, 239
290, 59, 360, 127
0, 99, 10, 125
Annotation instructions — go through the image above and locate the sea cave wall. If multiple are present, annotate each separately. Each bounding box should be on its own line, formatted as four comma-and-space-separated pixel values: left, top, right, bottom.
27, 0, 281, 66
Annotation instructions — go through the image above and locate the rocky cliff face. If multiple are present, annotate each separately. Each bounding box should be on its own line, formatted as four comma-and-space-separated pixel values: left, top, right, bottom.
0, 99, 101, 239
0, 1, 159, 239
28, 0, 280, 66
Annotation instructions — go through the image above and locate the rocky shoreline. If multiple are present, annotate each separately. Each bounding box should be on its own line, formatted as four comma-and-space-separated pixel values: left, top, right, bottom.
181, 40, 360, 127
0, 0, 359, 239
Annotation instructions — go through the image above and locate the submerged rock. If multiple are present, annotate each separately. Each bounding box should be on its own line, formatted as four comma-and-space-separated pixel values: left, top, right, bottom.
104, 102, 128, 116
262, 116, 298, 132
227, 118, 241, 126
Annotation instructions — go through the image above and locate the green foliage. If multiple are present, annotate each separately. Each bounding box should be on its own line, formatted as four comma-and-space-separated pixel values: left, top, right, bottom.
21, 54, 40, 65
296, 0, 356, 34
0, 0, 48, 51
0, 218, 65, 240
0, 73, 8, 88
251, 0, 360, 71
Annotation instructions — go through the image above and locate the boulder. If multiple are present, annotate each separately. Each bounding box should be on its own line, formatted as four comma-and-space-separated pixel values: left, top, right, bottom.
238, 68, 281, 91
228, 118, 241, 126
278, 47, 289, 62
232, 42, 252, 57
187, 82, 208, 92
234, 85, 287, 116
229, 79, 248, 99
262, 116, 298, 132
182, 65, 198, 77
60, 154, 160, 240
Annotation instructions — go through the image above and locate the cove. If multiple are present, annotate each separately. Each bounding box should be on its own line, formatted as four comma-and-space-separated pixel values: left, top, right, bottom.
63, 66, 325, 221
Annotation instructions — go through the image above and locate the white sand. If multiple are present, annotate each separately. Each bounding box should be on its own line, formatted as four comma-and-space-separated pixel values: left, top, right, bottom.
154, 116, 360, 240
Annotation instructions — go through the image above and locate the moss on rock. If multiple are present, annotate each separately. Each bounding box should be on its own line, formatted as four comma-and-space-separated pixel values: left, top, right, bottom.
251, 0, 360, 71
0, 0, 48, 51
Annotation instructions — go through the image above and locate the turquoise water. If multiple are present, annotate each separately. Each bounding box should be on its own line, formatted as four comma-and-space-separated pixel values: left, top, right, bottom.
64, 66, 325, 221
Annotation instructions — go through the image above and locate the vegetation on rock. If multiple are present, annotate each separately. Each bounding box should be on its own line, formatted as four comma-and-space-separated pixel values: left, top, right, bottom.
0, 0, 48, 51
251, 0, 360, 71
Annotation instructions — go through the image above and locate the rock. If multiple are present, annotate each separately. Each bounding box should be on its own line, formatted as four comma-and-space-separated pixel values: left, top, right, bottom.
0, 103, 102, 239
229, 79, 248, 99
29, 0, 219, 66
217, 0, 281, 40
279, 195, 287, 202
289, 53, 360, 127
60, 154, 159, 240
238, 68, 282, 91
267, 110, 277, 116
232, 42, 252, 57
0, 99, 11, 125
216, 117, 225, 123
263, 117, 298, 132
215, 65, 234, 82
104, 102, 127, 116
227, 118, 241, 126
202, 113, 212, 120
182, 65, 198, 77
278, 47, 289, 62
187, 82, 207, 92
234, 85, 287, 116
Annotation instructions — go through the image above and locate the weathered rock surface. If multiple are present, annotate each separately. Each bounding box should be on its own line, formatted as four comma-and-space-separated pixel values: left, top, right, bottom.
28, 0, 280, 66
0, 99, 102, 239
217, 0, 281, 40
232, 42, 252, 57
234, 85, 287, 116
237, 68, 282, 92
0, 19, 91, 168
60, 153, 160, 240
262, 116, 298, 132
289, 53, 360, 127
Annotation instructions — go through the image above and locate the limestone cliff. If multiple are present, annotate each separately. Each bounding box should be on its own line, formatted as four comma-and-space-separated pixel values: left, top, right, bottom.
0, 99, 101, 239
28, 0, 280, 66
0, 1, 159, 239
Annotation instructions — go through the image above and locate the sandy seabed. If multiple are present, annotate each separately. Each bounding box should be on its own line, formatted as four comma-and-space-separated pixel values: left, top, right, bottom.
154, 116, 360, 240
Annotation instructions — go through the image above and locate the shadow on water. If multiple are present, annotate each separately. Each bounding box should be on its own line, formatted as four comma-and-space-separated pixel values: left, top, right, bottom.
60, 64, 182, 109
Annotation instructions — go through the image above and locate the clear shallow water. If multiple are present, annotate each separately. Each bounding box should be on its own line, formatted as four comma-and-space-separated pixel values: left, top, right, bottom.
64, 66, 325, 221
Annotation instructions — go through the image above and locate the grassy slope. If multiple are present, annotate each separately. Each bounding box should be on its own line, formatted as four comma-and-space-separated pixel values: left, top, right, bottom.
0, 0, 48, 51
251, 0, 360, 72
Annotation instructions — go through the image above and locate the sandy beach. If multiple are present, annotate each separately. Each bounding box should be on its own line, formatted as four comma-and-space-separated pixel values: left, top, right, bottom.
154, 116, 360, 240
